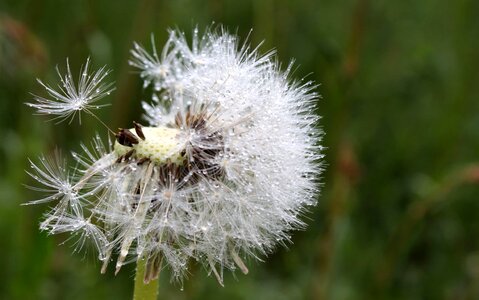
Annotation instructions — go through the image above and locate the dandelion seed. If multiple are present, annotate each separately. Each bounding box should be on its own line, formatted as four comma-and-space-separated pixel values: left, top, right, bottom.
26, 27, 323, 286
129, 34, 178, 91
27, 57, 115, 124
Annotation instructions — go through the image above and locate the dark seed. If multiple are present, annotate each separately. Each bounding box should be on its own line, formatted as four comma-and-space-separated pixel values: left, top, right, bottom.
116, 128, 139, 147
133, 121, 145, 140
136, 157, 149, 165
124, 149, 135, 160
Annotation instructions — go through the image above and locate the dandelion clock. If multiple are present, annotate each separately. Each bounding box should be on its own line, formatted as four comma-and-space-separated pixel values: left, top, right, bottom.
26, 27, 322, 299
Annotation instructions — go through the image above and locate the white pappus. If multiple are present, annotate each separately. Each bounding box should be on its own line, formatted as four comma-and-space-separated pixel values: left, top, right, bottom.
26, 27, 323, 285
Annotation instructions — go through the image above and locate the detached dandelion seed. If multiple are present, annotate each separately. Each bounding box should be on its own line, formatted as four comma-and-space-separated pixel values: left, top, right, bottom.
27, 57, 115, 124
26, 26, 323, 296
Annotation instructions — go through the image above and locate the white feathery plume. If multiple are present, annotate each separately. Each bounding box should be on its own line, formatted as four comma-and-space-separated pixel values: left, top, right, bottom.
27, 57, 115, 124
25, 152, 76, 205
129, 34, 178, 91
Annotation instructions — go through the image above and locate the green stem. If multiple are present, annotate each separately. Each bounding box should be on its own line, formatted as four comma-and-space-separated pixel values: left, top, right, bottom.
133, 259, 159, 300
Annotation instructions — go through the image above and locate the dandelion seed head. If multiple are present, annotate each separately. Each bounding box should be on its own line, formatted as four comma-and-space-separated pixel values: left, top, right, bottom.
26, 26, 322, 285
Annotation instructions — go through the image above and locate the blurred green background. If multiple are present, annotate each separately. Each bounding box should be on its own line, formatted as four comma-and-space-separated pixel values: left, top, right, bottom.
1, 0, 479, 299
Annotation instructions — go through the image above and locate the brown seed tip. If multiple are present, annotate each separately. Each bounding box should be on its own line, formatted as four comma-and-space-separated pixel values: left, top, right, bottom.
133, 121, 146, 140
116, 128, 139, 147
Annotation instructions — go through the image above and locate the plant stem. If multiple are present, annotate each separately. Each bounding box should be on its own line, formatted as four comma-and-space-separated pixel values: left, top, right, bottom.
133, 259, 159, 300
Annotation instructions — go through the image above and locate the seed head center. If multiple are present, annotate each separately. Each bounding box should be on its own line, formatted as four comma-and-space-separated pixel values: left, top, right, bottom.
114, 126, 184, 164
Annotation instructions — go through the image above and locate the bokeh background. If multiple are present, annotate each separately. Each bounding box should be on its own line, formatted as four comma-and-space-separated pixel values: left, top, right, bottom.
1, 0, 479, 299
